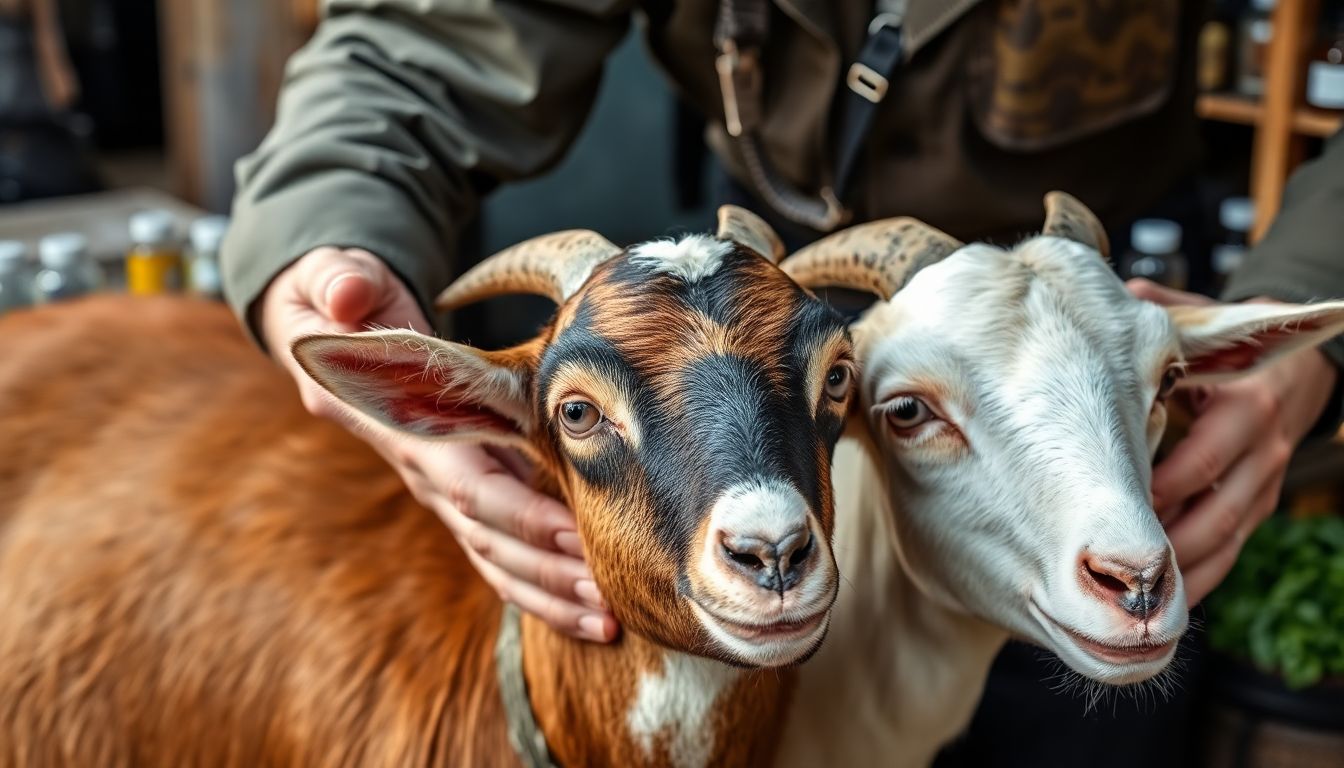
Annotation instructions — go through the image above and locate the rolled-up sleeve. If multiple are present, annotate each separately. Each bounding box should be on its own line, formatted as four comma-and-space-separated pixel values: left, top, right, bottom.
222, 0, 631, 338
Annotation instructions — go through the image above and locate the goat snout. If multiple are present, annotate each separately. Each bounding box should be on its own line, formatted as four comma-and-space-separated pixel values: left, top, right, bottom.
721, 529, 815, 595
1079, 551, 1173, 621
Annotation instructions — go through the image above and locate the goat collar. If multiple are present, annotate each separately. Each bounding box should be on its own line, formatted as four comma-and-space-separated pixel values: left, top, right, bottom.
496, 603, 558, 768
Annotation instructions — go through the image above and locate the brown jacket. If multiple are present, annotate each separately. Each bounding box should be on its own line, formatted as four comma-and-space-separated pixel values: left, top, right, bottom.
223, 0, 1344, 369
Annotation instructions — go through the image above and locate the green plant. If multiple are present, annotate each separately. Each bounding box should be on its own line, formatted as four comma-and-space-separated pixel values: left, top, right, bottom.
1205, 514, 1344, 689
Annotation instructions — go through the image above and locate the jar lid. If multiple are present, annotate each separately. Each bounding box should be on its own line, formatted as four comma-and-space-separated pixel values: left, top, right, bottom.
129, 209, 177, 246
39, 233, 88, 268
1306, 62, 1344, 109
1218, 197, 1255, 232
1130, 219, 1182, 255
189, 215, 230, 253
0, 240, 25, 267
1250, 0, 1276, 12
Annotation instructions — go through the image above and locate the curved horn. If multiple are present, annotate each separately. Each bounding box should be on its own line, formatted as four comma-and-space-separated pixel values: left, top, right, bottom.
434, 230, 623, 311
716, 205, 785, 264
1042, 191, 1110, 260
781, 218, 963, 300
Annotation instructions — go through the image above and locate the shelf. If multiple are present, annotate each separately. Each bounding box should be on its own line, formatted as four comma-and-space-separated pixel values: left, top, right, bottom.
1198, 94, 1343, 138
1197, 94, 1261, 126
1293, 106, 1344, 138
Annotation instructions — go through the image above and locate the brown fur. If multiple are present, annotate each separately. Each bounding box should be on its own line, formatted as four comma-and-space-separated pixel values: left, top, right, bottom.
0, 293, 807, 767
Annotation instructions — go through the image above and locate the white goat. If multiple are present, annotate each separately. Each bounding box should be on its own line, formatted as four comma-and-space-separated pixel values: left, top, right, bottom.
776, 193, 1344, 767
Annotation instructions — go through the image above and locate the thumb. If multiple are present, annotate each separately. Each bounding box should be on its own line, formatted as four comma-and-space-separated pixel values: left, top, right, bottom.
302, 249, 390, 324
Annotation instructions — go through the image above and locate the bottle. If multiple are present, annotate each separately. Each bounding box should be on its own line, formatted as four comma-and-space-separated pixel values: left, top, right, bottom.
1306, 6, 1344, 109
126, 210, 183, 295
1122, 219, 1188, 291
0, 240, 33, 314
1198, 19, 1232, 92
1236, 0, 1275, 97
33, 232, 99, 304
187, 215, 228, 299
1210, 197, 1254, 294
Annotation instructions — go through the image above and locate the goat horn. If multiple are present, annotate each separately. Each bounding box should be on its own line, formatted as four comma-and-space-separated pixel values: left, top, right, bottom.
434, 230, 623, 311
781, 218, 963, 300
716, 205, 786, 264
1042, 191, 1110, 260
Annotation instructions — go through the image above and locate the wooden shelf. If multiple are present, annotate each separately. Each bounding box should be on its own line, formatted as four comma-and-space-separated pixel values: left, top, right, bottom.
1197, 94, 1261, 127
1198, 94, 1343, 138
1293, 106, 1344, 137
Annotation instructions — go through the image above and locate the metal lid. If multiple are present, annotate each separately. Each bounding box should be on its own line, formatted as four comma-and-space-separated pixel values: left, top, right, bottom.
189, 215, 230, 254
0, 240, 25, 267
1218, 197, 1255, 233
39, 233, 89, 269
1130, 219, 1182, 255
129, 209, 177, 246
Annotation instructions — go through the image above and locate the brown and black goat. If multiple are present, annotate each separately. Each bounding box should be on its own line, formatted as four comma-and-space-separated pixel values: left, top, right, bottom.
0, 207, 855, 767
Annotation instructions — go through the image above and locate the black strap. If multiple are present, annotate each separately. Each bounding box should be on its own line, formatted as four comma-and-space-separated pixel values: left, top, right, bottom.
833, 19, 905, 200
714, 0, 848, 232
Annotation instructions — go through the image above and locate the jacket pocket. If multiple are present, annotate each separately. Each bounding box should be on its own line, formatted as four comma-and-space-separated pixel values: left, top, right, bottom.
963, 0, 1180, 152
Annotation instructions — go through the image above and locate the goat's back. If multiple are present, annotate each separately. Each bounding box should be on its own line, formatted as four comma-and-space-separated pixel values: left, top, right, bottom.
0, 296, 508, 767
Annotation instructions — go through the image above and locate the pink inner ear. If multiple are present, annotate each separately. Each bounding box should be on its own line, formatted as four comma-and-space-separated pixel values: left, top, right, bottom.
317, 348, 516, 436
1187, 318, 1324, 376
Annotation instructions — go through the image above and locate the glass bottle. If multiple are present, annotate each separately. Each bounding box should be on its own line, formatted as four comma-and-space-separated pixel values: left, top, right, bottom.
126, 210, 183, 295
33, 232, 99, 304
0, 240, 32, 313
1237, 0, 1276, 97
1210, 197, 1254, 294
1306, 6, 1344, 109
187, 215, 228, 299
1121, 219, 1188, 291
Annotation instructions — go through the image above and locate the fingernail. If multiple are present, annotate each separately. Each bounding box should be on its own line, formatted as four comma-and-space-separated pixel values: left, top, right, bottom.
579, 614, 610, 641
575, 579, 606, 610
324, 273, 357, 308
555, 530, 583, 556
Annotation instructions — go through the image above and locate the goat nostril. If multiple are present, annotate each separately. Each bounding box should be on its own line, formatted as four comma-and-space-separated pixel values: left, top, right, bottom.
788, 534, 814, 568
1085, 562, 1130, 595
724, 544, 765, 570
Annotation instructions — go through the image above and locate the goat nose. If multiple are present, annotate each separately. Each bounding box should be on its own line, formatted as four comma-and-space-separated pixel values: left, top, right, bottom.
1080, 551, 1173, 621
721, 528, 816, 595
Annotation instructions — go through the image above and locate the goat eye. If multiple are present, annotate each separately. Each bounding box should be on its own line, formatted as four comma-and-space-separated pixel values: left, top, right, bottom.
824, 363, 853, 401
1158, 366, 1184, 401
559, 400, 602, 437
886, 396, 934, 432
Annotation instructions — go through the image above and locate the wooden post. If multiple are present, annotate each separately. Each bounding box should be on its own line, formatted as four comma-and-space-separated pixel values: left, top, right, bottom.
1250, 0, 1318, 242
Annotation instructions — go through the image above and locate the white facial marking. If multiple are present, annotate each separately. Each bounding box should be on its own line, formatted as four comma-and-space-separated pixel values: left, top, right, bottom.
626, 651, 738, 768
629, 235, 733, 283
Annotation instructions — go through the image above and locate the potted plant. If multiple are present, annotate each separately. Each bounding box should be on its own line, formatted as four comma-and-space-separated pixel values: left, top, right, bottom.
1200, 513, 1344, 768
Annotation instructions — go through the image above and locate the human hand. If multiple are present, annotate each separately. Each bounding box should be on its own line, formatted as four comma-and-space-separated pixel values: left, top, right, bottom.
1127, 279, 1339, 605
258, 246, 617, 641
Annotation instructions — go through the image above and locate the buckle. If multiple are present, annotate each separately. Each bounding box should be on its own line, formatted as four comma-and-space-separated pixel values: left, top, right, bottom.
716, 41, 762, 137
846, 62, 889, 103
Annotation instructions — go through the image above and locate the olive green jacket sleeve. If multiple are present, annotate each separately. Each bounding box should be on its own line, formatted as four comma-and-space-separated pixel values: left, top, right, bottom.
1224, 128, 1344, 372
221, 0, 631, 341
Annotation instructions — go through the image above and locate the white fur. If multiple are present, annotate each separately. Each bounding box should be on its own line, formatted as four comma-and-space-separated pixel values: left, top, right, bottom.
626, 651, 738, 768
629, 235, 732, 283
691, 477, 836, 666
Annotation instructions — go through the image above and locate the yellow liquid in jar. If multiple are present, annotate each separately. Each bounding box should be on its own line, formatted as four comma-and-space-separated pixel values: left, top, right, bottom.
127, 246, 183, 295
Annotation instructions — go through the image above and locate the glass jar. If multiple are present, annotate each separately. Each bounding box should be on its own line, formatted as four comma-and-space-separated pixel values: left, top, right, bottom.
1237, 0, 1276, 97
126, 209, 184, 295
33, 232, 100, 304
1306, 7, 1344, 109
1210, 197, 1254, 294
0, 240, 33, 313
1121, 219, 1188, 291
187, 215, 228, 299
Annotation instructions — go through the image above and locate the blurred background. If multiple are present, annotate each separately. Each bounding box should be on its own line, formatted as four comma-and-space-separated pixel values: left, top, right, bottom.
0, 0, 1342, 765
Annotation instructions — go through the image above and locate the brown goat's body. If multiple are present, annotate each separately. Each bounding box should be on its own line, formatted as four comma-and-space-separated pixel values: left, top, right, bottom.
0, 296, 793, 767
0, 297, 511, 767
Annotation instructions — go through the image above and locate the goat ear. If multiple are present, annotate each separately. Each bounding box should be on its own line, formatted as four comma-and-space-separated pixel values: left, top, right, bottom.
292, 331, 534, 445
1170, 300, 1344, 382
